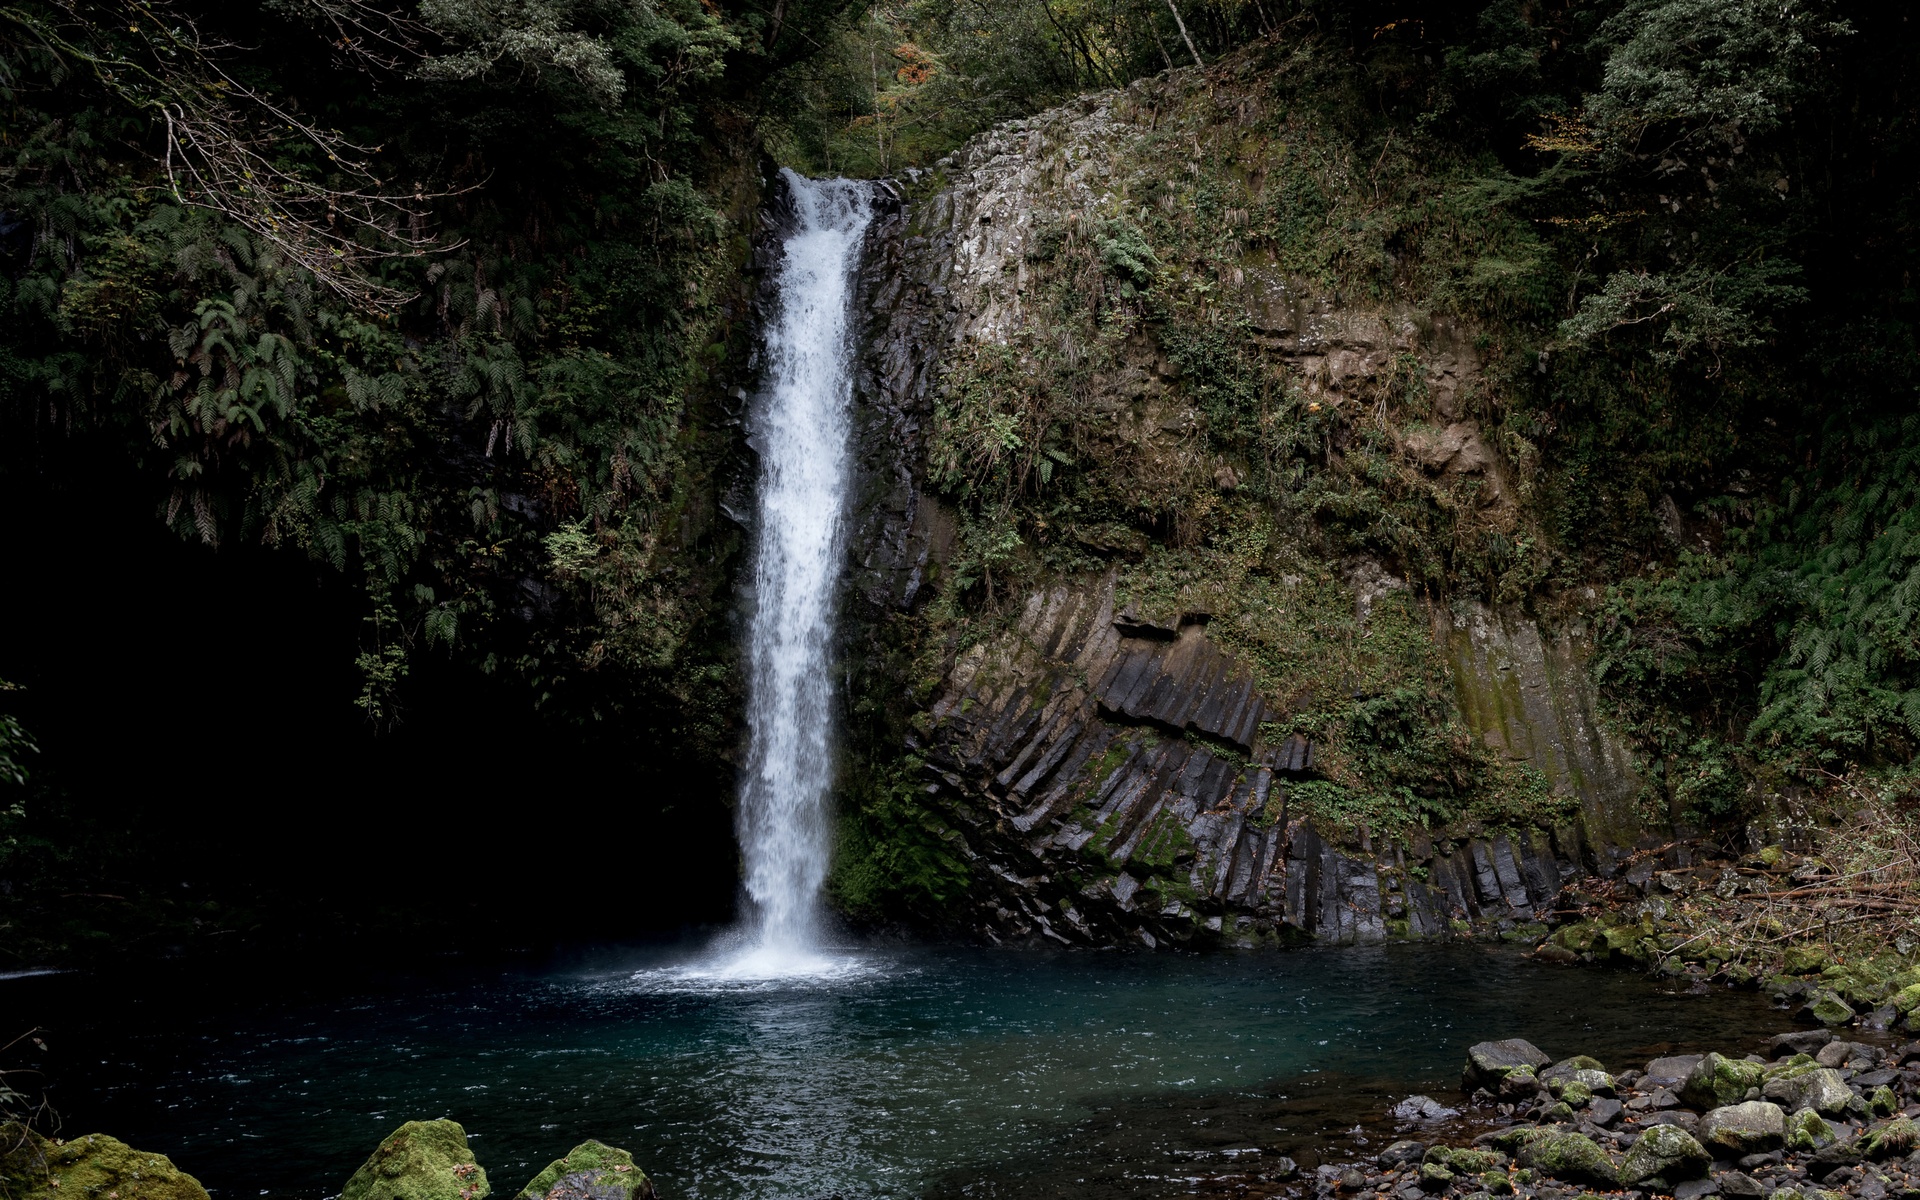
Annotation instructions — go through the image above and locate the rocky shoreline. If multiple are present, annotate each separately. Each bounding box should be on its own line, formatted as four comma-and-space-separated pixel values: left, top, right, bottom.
1306, 1030, 1920, 1200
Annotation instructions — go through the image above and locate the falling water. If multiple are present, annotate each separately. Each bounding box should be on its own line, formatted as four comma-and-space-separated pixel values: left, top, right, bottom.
728, 170, 873, 975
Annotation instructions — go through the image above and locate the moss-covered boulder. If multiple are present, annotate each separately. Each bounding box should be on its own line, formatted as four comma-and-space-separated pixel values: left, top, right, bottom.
1699, 1101, 1787, 1155
1786, 1108, 1837, 1152
1809, 990, 1857, 1026
1424, 1147, 1507, 1175
515, 1141, 655, 1200
0, 1125, 210, 1200
1463, 1040, 1551, 1092
1615, 1124, 1711, 1188
1891, 983, 1920, 1016
342, 1121, 489, 1200
1762, 1064, 1854, 1116
1681, 1053, 1767, 1110
1515, 1131, 1616, 1186
1864, 1117, 1920, 1160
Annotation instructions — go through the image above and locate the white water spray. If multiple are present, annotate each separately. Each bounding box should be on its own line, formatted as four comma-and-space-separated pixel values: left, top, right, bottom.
725, 170, 873, 977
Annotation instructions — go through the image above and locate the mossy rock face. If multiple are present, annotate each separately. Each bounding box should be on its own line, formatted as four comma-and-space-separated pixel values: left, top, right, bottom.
1515, 1131, 1616, 1186
1615, 1124, 1711, 1188
342, 1120, 489, 1200
1681, 1053, 1767, 1110
516, 1141, 655, 1200
0, 1124, 210, 1200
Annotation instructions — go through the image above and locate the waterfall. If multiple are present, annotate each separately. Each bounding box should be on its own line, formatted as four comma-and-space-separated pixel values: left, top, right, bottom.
729, 170, 873, 974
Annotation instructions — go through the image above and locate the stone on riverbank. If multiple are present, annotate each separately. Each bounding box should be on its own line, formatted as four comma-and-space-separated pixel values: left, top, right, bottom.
1464, 1040, 1551, 1092
1616, 1124, 1712, 1188
515, 1141, 656, 1200
0, 1125, 210, 1200
1700, 1101, 1787, 1155
1682, 1052, 1767, 1110
1863, 1116, 1920, 1160
1785, 1108, 1838, 1151
1761, 1063, 1854, 1116
1513, 1130, 1615, 1186
342, 1120, 490, 1200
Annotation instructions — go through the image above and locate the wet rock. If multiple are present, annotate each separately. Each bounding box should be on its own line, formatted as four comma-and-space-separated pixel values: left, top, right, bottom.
1700, 1102, 1787, 1155
1816, 1041, 1854, 1068
1717, 1170, 1766, 1198
1588, 1097, 1624, 1127
1617, 1124, 1712, 1188
1809, 1139, 1864, 1180
1514, 1130, 1617, 1186
1770, 1032, 1833, 1059
1643, 1110, 1703, 1134
1465, 1040, 1552, 1091
1272, 1156, 1300, 1180
1648, 1055, 1706, 1086
1684, 1053, 1769, 1111
1379, 1141, 1427, 1169
0, 1124, 211, 1200
1673, 1179, 1718, 1200
1418, 1162, 1454, 1190
1393, 1096, 1460, 1122
343, 1120, 490, 1200
514, 1141, 655, 1200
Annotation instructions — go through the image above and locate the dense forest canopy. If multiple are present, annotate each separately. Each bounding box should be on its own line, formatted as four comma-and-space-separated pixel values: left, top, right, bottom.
0, 0, 1915, 956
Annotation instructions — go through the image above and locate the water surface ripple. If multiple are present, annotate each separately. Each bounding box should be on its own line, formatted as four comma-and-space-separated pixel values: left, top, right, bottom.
6, 943, 1787, 1200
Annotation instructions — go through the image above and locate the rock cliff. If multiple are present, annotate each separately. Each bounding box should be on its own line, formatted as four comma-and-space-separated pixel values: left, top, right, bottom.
834, 60, 1660, 947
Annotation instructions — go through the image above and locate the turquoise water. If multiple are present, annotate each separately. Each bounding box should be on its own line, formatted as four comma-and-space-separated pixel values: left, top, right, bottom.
4, 941, 1785, 1200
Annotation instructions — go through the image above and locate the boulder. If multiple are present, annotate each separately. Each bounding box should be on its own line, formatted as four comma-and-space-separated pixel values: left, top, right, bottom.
1762, 1065, 1855, 1116
1785, 1108, 1838, 1152
1464, 1040, 1551, 1092
1393, 1096, 1459, 1122
515, 1141, 655, 1200
1683, 1054, 1769, 1111
1418, 1162, 1454, 1191
1809, 990, 1857, 1027
1700, 1102, 1788, 1155
1616, 1124, 1713, 1187
1379, 1141, 1428, 1169
1588, 1097, 1624, 1127
1868, 1086, 1900, 1118
1716, 1169, 1765, 1197
1515, 1130, 1616, 1186
1647, 1054, 1705, 1086
0, 1125, 211, 1200
1769, 1031, 1833, 1059
342, 1120, 490, 1200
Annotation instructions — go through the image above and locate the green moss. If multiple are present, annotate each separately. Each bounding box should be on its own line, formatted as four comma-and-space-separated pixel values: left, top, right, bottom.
341, 1120, 489, 1200
1680, 1053, 1766, 1110
1786, 1109, 1836, 1152
515, 1141, 651, 1200
0, 1125, 210, 1200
